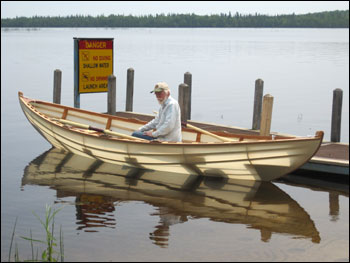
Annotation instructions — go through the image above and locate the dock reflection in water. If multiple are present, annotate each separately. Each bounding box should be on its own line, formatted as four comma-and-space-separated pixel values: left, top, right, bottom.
22, 148, 321, 247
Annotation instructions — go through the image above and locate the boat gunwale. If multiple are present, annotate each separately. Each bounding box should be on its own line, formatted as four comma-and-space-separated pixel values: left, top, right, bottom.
18, 91, 324, 147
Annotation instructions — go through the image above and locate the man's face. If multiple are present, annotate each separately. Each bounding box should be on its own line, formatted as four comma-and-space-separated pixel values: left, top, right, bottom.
155, 90, 167, 104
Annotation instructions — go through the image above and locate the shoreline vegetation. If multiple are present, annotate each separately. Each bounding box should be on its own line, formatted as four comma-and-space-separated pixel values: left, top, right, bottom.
8, 204, 64, 262
1, 10, 348, 28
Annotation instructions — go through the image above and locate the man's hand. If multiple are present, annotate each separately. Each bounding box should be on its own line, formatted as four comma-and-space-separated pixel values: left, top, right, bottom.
144, 130, 154, 137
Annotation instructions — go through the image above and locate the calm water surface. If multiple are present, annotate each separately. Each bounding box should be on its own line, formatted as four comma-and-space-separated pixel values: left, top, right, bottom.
1, 28, 349, 261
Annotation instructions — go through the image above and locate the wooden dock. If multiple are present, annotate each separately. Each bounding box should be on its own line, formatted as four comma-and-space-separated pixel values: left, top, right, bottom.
114, 111, 349, 182
299, 143, 348, 175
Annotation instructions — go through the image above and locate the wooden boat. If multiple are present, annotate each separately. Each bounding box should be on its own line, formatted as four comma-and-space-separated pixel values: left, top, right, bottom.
18, 91, 324, 181
22, 147, 321, 244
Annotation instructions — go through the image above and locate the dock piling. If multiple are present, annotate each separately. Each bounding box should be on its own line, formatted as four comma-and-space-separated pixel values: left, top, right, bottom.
53, 69, 62, 104
107, 74, 116, 115
126, 68, 134, 111
252, 79, 264, 130
331, 88, 343, 142
260, 94, 274, 136
178, 83, 190, 123
184, 72, 192, 120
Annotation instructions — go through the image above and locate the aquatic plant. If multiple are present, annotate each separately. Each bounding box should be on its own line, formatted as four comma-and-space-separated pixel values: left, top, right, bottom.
8, 204, 64, 262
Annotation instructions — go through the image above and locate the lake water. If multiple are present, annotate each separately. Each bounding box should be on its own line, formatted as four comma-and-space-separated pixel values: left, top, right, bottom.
1, 28, 349, 261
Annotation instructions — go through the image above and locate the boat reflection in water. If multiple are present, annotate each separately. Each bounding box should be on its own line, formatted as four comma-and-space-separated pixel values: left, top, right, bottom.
22, 148, 321, 247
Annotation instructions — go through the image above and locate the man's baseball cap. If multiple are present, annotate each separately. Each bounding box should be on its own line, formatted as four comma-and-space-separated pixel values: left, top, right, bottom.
150, 82, 169, 93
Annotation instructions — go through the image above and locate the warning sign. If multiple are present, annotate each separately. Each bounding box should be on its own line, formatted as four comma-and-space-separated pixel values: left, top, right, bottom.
77, 39, 113, 93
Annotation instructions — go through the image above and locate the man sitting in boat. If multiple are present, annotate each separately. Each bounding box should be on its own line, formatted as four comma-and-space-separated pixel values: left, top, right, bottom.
132, 82, 182, 142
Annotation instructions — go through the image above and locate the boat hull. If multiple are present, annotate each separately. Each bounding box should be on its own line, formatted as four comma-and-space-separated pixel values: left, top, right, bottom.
19, 92, 323, 181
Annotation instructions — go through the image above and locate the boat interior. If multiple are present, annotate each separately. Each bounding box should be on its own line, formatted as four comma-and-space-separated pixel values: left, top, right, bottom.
21, 93, 305, 144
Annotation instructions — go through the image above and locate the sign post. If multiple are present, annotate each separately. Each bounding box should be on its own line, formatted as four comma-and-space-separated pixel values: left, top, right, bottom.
73, 38, 114, 108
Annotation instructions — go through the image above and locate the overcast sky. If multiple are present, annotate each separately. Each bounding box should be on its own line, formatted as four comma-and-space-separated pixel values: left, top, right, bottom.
1, 1, 349, 18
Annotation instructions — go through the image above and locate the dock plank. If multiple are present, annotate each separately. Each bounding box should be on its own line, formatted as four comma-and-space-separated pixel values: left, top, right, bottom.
314, 143, 348, 161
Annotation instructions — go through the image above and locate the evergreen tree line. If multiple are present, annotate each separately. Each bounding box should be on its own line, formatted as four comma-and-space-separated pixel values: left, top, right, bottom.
1, 10, 348, 28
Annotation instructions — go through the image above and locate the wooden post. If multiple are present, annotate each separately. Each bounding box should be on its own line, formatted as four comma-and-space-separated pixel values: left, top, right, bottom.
125, 68, 134, 111
107, 74, 116, 115
252, 79, 264, 130
184, 72, 192, 120
331, 88, 343, 142
178, 83, 190, 123
73, 38, 80, 108
260, 94, 274, 136
53, 69, 62, 104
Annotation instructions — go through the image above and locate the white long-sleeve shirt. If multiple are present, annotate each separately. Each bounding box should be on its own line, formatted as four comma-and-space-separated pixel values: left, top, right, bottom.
139, 96, 182, 142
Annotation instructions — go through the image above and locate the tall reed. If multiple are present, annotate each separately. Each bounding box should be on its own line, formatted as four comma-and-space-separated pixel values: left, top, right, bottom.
8, 204, 64, 262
